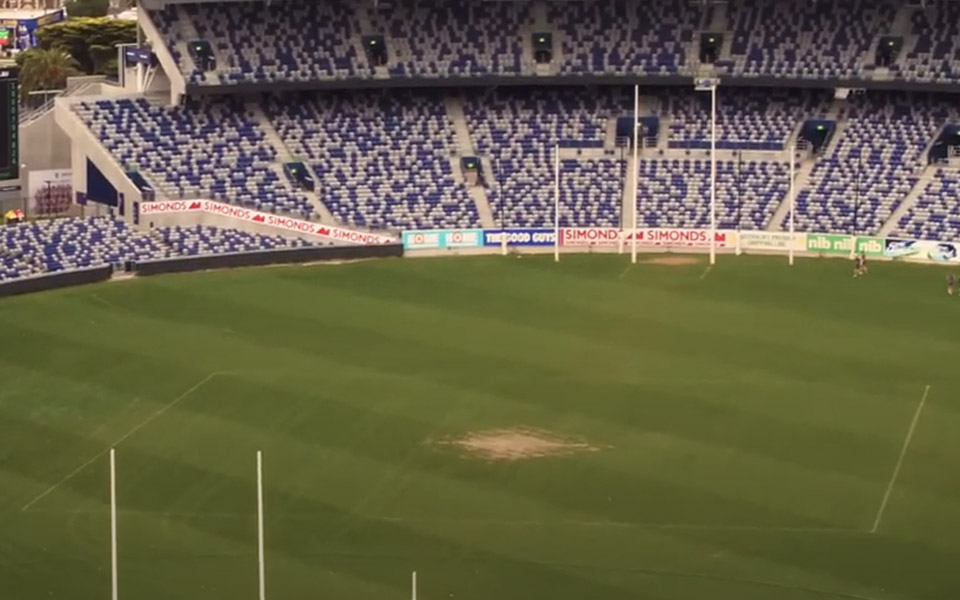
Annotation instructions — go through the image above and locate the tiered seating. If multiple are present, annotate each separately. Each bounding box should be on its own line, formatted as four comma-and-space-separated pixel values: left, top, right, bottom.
168, 0, 367, 85
559, 160, 622, 227
145, 0, 960, 87
720, 0, 896, 79
466, 87, 624, 227
365, 0, 528, 78
898, 2, 960, 83
893, 171, 960, 242
154, 225, 319, 255
637, 159, 788, 229
0, 217, 333, 282
147, 6, 187, 78
793, 94, 946, 234
0, 217, 167, 281
265, 90, 477, 230
549, 0, 698, 76
664, 88, 828, 151
73, 97, 315, 218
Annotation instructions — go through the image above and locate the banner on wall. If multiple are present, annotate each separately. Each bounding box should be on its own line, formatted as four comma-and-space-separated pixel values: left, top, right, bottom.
738, 231, 805, 251
27, 169, 72, 216
402, 229, 484, 250
625, 228, 734, 248
884, 238, 920, 259
885, 239, 960, 264
140, 200, 396, 245
560, 227, 621, 247
482, 228, 556, 247
854, 236, 886, 257
806, 233, 853, 254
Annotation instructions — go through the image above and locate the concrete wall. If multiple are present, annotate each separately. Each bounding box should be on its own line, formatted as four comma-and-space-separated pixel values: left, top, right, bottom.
56, 97, 144, 225
137, 206, 320, 240
20, 109, 72, 173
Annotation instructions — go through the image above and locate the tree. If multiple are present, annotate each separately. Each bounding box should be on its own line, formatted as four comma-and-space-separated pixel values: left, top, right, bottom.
36, 17, 136, 75
15, 48, 81, 97
64, 0, 109, 18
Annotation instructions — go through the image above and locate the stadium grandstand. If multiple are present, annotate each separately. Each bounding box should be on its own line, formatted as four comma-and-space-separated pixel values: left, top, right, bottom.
6, 3, 960, 600
2, 0, 959, 277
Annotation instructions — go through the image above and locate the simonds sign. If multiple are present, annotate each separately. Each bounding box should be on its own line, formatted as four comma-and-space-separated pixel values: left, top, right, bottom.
633, 228, 731, 248
560, 227, 621, 246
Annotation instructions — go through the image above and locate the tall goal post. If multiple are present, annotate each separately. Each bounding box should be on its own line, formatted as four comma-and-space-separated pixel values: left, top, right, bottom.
695, 78, 719, 266
789, 147, 796, 266
257, 451, 266, 600
110, 448, 118, 600
631, 83, 639, 264
553, 143, 560, 262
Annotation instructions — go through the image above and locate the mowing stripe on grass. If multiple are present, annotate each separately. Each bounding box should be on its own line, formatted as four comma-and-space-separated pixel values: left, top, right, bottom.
871, 383, 931, 533
20, 371, 224, 512
11, 508, 865, 535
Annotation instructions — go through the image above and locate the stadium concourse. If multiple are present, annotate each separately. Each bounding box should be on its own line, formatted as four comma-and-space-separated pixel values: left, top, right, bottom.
6, 0, 960, 284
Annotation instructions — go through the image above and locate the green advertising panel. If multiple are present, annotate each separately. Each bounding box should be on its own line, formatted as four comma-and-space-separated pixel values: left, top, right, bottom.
855, 236, 886, 256
806, 233, 853, 254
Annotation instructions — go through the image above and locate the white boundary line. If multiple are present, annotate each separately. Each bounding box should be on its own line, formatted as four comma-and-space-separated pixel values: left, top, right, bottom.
618, 264, 634, 279
21, 372, 223, 512
699, 265, 712, 280
871, 384, 930, 533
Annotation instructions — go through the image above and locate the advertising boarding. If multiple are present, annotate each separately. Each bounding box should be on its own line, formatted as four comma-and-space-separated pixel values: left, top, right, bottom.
560, 227, 621, 247
854, 236, 886, 257
482, 228, 555, 247
402, 229, 484, 250
806, 233, 853, 254
630, 228, 733, 248
738, 231, 805, 252
140, 200, 396, 245
885, 238, 960, 263
27, 169, 72, 216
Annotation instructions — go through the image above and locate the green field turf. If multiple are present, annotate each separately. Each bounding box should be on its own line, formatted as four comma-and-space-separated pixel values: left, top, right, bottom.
0, 253, 958, 600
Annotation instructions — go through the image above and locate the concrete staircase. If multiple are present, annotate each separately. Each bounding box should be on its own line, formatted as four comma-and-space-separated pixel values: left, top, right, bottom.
768, 155, 816, 231
890, 4, 915, 36
532, 0, 548, 27
469, 187, 496, 228
878, 164, 937, 237
445, 95, 475, 154
174, 6, 219, 86
353, 6, 390, 79
249, 103, 335, 222
444, 95, 495, 227
137, 8, 186, 103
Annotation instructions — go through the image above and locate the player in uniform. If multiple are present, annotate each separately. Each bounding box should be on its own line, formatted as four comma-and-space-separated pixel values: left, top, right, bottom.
860, 253, 868, 276
949, 273, 955, 296
853, 254, 862, 278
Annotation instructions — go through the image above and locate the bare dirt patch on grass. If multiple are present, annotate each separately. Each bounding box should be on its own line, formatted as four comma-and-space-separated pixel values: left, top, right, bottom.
436, 428, 598, 462
645, 256, 702, 266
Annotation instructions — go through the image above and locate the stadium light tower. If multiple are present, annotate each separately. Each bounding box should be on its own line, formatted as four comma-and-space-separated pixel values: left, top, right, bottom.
695, 78, 718, 265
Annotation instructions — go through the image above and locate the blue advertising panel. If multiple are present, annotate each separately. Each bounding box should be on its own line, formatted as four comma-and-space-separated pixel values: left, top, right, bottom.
402, 229, 484, 250
124, 47, 156, 67
483, 228, 556, 247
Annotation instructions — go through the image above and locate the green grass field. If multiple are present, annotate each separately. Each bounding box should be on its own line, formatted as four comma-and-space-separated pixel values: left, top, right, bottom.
0, 254, 958, 600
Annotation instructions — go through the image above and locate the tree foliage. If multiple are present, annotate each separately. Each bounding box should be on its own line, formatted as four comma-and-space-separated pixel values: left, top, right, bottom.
63, 0, 109, 18
15, 48, 82, 96
36, 17, 136, 75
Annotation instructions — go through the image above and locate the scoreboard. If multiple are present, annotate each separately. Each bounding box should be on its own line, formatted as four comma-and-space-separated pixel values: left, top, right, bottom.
0, 67, 16, 182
